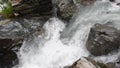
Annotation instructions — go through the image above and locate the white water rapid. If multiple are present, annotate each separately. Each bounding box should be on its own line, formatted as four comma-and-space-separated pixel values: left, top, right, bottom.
13, 0, 120, 68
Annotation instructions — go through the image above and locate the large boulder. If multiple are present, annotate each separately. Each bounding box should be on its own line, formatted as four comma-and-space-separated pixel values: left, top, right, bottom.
86, 24, 120, 56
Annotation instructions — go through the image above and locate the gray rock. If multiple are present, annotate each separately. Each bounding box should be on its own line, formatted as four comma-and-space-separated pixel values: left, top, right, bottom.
86, 24, 120, 56
0, 17, 44, 68
0, 18, 43, 39
67, 57, 100, 68
52, 0, 77, 21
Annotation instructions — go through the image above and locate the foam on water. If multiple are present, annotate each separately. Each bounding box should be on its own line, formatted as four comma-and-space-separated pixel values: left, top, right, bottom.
13, 18, 90, 68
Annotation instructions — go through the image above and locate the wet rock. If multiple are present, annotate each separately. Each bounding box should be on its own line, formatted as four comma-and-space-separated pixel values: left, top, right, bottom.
0, 36, 26, 67
86, 24, 120, 56
13, 0, 53, 18
106, 57, 120, 68
68, 57, 100, 68
0, 18, 43, 38
0, 38, 22, 68
0, 38, 23, 50
109, 0, 115, 2
52, 0, 77, 21
0, 48, 18, 68
74, 0, 96, 6
0, 17, 44, 68
106, 62, 118, 68
80, 0, 96, 6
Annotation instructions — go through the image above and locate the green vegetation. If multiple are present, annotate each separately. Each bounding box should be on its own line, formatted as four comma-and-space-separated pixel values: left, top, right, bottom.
0, 0, 14, 18
76, 0, 82, 3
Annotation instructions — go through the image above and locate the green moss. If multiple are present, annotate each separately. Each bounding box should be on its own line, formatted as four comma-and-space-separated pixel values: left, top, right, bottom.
76, 0, 82, 3
0, 0, 14, 18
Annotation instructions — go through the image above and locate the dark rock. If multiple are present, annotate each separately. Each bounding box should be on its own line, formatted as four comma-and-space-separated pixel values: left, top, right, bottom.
109, 0, 115, 2
86, 24, 120, 56
0, 39, 13, 49
0, 38, 23, 68
0, 38, 23, 50
0, 17, 44, 68
13, 0, 53, 18
52, 0, 77, 21
0, 48, 18, 68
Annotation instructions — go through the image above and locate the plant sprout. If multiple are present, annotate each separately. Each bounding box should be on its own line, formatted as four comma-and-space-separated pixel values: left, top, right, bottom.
0, 0, 14, 18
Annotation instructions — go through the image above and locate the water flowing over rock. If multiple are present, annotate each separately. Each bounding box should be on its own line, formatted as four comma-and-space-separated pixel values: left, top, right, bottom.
104, 56, 120, 68
86, 24, 120, 56
0, 0, 119, 68
12, 18, 89, 68
75, 0, 96, 6
0, 17, 44, 68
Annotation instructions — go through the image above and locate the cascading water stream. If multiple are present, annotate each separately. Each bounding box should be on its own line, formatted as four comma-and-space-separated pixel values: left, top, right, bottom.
13, 0, 120, 68
13, 17, 90, 68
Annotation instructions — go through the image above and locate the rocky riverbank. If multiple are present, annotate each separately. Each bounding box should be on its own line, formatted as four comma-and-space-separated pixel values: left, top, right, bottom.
0, 0, 120, 68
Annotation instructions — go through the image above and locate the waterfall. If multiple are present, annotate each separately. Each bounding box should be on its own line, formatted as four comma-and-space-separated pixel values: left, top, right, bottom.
13, 0, 120, 68
13, 17, 89, 68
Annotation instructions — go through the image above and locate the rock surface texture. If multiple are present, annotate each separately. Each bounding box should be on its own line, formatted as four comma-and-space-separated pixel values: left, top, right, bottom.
13, 0, 53, 18
66, 57, 100, 68
0, 18, 43, 68
52, 0, 77, 21
86, 24, 120, 56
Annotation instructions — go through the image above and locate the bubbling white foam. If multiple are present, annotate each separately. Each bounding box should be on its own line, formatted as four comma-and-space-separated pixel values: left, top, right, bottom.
13, 18, 89, 68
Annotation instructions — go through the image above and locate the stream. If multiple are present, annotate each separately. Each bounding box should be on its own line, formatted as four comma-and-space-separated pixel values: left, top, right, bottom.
12, 0, 120, 68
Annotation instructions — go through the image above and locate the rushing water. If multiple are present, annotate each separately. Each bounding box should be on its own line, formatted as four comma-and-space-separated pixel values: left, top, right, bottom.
13, 0, 120, 68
